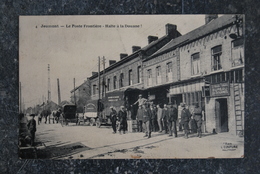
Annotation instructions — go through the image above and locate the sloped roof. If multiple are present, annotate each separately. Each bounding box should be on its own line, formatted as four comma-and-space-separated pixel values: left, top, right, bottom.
89, 30, 181, 80
150, 15, 237, 58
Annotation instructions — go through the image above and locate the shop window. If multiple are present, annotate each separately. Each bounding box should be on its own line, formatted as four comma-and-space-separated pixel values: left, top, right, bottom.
191, 93, 195, 105
113, 76, 117, 89
107, 78, 110, 91
93, 85, 97, 95
211, 45, 222, 71
137, 66, 142, 83
191, 53, 200, 75
147, 69, 152, 86
235, 69, 243, 82
183, 93, 186, 104
129, 70, 133, 85
186, 93, 190, 105
156, 66, 162, 84
166, 62, 173, 82
119, 73, 124, 88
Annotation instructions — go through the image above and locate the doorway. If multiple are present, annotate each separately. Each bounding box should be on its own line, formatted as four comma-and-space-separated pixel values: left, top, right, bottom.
215, 98, 229, 133
170, 94, 183, 106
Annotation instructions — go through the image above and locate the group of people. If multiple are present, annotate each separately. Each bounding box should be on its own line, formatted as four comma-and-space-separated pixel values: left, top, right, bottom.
135, 102, 179, 138
110, 94, 204, 139
38, 109, 61, 125
110, 106, 128, 134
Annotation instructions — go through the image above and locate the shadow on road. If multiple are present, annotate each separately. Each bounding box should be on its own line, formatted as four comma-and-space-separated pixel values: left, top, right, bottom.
37, 142, 91, 159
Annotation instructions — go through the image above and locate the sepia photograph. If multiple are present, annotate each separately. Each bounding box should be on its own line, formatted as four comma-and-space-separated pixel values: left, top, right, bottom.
19, 14, 244, 159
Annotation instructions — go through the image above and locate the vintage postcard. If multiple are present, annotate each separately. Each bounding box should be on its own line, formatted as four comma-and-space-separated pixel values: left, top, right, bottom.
19, 15, 244, 159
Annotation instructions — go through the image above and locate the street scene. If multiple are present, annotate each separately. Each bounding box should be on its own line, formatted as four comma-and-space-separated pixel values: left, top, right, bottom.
20, 115, 243, 159
19, 15, 244, 159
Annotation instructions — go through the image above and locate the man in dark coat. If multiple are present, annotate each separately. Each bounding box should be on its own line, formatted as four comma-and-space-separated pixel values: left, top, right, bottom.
150, 104, 157, 132
110, 106, 117, 134
162, 104, 169, 134
143, 103, 152, 138
180, 103, 192, 139
55, 109, 61, 123
192, 103, 203, 138
167, 104, 178, 137
118, 106, 127, 134
27, 114, 36, 146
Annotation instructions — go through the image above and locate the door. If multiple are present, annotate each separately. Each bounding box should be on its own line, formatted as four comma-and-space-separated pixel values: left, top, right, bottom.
215, 98, 229, 133
170, 94, 182, 106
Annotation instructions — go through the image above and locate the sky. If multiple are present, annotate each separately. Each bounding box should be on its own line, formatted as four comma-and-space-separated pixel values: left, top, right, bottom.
19, 15, 207, 108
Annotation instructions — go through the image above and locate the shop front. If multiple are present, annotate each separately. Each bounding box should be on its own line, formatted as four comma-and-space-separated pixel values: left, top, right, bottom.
205, 81, 231, 134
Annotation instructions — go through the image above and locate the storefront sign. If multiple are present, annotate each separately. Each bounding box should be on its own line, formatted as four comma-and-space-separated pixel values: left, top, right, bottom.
210, 82, 230, 97
107, 96, 120, 102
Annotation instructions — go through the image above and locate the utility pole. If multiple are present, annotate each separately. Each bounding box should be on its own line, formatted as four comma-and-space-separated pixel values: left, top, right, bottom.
74, 78, 76, 106
57, 78, 61, 105
102, 56, 106, 98
47, 64, 51, 103
98, 56, 101, 100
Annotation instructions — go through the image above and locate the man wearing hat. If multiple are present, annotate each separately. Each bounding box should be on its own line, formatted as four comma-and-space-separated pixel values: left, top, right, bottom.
27, 114, 37, 146
132, 94, 147, 107
118, 106, 127, 134
143, 103, 152, 138
110, 106, 117, 134
180, 103, 192, 139
192, 103, 203, 138
168, 103, 178, 137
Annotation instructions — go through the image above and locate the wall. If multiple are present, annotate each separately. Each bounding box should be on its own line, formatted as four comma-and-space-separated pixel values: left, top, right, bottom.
143, 50, 179, 88
179, 25, 239, 81
91, 55, 142, 100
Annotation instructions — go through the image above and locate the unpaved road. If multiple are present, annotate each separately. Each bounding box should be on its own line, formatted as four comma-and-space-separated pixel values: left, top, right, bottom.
35, 117, 244, 159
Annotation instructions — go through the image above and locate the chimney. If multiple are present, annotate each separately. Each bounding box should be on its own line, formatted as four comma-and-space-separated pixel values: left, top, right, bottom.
205, 14, 218, 24
92, 72, 98, 76
132, 46, 141, 53
109, 60, 116, 65
120, 53, 128, 60
166, 23, 177, 37
148, 36, 158, 44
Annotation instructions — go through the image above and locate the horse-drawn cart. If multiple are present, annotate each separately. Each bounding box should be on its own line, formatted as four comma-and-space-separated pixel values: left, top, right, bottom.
60, 104, 78, 126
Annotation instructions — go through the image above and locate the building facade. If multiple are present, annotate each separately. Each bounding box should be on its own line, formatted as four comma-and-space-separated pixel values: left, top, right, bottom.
70, 79, 91, 112
85, 15, 244, 136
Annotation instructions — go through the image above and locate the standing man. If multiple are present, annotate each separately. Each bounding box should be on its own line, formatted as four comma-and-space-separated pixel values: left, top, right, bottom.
118, 106, 127, 134
180, 103, 192, 139
38, 112, 42, 125
132, 94, 147, 107
168, 104, 178, 137
55, 109, 61, 123
192, 103, 203, 138
157, 104, 163, 133
143, 103, 152, 138
150, 104, 157, 132
110, 106, 117, 134
136, 105, 143, 132
27, 114, 36, 146
162, 104, 169, 134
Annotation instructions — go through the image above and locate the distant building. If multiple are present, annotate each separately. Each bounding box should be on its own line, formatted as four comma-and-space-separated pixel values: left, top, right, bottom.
70, 79, 91, 112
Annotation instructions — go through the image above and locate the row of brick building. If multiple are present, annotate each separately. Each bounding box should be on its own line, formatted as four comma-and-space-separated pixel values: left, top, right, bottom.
72, 15, 244, 136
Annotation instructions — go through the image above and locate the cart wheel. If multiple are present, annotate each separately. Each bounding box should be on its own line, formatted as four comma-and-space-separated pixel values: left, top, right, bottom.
96, 118, 101, 128
89, 118, 95, 126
